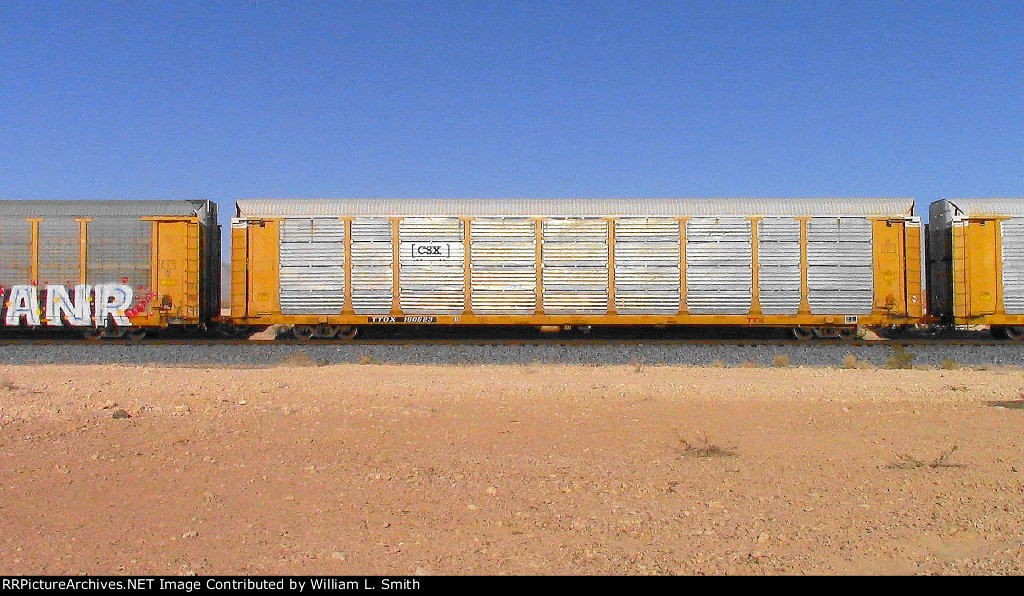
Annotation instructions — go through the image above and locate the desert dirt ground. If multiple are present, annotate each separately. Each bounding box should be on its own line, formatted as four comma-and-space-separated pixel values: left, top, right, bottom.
0, 361, 1022, 576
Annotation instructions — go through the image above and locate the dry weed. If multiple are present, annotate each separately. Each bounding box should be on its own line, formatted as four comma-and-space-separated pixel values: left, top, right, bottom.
888, 445, 963, 469
674, 432, 736, 458
772, 354, 791, 368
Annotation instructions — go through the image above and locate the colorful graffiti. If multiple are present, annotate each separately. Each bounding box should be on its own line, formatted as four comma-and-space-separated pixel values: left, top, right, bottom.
2, 284, 136, 327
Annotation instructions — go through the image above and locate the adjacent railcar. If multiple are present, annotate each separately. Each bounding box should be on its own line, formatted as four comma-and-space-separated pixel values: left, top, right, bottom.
229, 198, 926, 338
928, 198, 1024, 339
0, 200, 220, 338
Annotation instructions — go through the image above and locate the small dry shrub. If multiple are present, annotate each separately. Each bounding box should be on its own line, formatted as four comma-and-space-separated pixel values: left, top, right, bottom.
629, 359, 644, 374
737, 360, 762, 368
772, 354, 791, 368
357, 354, 378, 365
709, 359, 727, 368
888, 445, 963, 470
842, 354, 858, 369
885, 344, 916, 369
0, 376, 15, 391
674, 432, 736, 458
940, 359, 961, 370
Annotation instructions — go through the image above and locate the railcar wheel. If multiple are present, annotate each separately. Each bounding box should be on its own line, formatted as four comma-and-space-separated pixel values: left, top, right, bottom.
316, 324, 340, 339
106, 328, 128, 339
791, 327, 814, 341
990, 326, 1009, 339
338, 326, 359, 339
813, 326, 840, 339
126, 328, 148, 341
837, 326, 858, 340
292, 325, 316, 340
1004, 326, 1024, 341
82, 328, 103, 340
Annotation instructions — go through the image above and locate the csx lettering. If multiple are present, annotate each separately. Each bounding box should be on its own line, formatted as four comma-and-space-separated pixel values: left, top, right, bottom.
414, 245, 443, 256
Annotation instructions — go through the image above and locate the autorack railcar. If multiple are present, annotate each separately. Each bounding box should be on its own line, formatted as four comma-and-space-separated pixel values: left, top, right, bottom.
0, 200, 219, 338
929, 198, 1024, 339
229, 198, 927, 339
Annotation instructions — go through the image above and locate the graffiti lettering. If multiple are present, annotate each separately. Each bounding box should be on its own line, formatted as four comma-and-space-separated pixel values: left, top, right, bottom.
1, 284, 135, 327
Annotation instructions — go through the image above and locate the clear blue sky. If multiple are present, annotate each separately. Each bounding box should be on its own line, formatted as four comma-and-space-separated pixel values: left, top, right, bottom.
1, 0, 1020, 227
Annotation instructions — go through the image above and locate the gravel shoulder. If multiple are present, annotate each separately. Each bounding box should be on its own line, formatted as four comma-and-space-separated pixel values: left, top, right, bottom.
1, 363, 1022, 575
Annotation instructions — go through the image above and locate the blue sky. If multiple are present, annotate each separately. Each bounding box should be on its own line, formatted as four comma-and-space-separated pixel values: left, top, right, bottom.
1, 1, 1020, 226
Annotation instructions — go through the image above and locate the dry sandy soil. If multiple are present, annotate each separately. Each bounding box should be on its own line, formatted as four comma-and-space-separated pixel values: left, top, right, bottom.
0, 361, 1022, 576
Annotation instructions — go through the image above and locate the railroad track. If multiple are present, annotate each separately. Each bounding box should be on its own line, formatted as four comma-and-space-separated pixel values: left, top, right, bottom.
0, 337, 1017, 347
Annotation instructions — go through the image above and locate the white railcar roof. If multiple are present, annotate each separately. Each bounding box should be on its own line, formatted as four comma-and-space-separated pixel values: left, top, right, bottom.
236, 198, 915, 218
934, 198, 1024, 217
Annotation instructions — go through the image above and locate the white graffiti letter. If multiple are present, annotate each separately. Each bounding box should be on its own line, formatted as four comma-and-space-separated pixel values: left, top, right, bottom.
94, 284, 134, 327
6, 285, 41, 326
45, 285, 92, 326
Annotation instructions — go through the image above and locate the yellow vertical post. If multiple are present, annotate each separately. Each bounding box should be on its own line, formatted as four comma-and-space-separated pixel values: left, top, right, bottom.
607, 218, 616, 315
390, 217, 401, 315
952, 220, 969, 319
150, 220, 159, 297
903, 221, 924, 319
995, 219, 1005, 316
342, 218, 353, 315
678, 217, 689, 315
230, 222, 249, 319
798, 217, 811, 315
534, 218, 544, 315
749, 217, 762, 316
462, 217, 473, 316
75, 218, 90, 285
28, 218, 41, 285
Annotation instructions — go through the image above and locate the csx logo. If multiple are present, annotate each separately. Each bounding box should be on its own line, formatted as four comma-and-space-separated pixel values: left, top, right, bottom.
409, 243, 450, 259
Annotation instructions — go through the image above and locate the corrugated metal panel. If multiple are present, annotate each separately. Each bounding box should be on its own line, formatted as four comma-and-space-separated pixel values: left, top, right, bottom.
350, 218, 393, 314
398, 218, 465, 314
38, 218, 80, 286
470, 218, 536, 314
542, 219, 608, 314
1001, 218, 1024, 314
237, 198, 914, 219
939, 198, 1024, 218
614, 218, 680, 314
279, 218, 345, 315
686, 218, 751, 314
807, 218, 873, 314
0, 200, 208, 218
0, 218, 31, 286
86, 217, 151, 288
758, 218, 801, 315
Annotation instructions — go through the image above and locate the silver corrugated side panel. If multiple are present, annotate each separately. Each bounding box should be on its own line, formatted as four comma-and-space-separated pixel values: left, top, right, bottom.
686, 218, 752, 314
758, 218, 801, 314
398, 218, 465, 314
350, 218, 393, 314
86, 217, 152, 288
807, 218, 873, 314
614, 218, 680, 314
542, 219, 609, 314
279, 218, 345, 315
0, 217, 31, 286
38, 218, 80, 286
1001, 218, 1024, 314
470, 218, 537, 314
